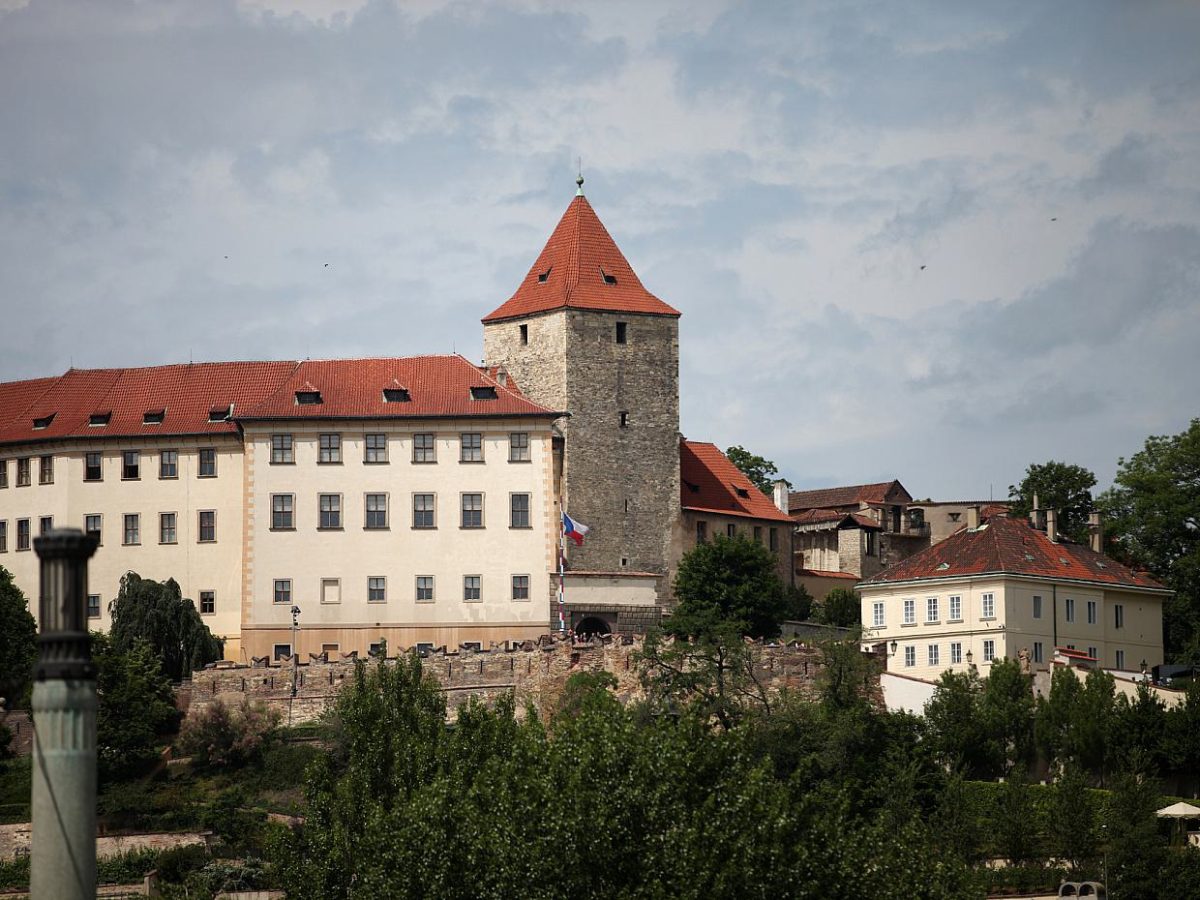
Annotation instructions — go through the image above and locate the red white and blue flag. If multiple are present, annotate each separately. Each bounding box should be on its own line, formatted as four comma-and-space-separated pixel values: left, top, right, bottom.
562, 511, 590, 546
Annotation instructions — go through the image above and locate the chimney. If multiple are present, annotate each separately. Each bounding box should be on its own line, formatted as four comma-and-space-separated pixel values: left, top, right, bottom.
773, 480, 789, 514
966, 505, 980, 530
1088, 511, 1102, 553
1030, 492, 1042, 529
494, 366, 508, 387
1046, 508, 1058, 543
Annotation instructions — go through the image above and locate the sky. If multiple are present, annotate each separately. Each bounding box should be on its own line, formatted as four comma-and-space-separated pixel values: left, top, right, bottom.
1, 0, 1198, 500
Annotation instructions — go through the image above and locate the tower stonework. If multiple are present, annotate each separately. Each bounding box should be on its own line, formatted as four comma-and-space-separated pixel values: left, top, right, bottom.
482, 189, 681, 624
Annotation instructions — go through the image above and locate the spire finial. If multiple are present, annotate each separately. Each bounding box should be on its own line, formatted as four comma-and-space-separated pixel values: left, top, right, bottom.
576, 156, 584, 196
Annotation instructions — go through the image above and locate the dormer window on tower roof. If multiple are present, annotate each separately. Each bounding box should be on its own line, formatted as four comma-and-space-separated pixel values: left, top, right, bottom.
383, 387, 411, 403
208, 404, 233, 422
470, 386, 498, 401
537, 267, 552, 284
600, 266, 617, 285
295, 390, 322, 405
143, 409, 165, 425
32, 413, 55, 430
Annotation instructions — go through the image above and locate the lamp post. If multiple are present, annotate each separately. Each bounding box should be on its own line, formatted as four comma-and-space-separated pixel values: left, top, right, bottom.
30, 528, 99, 900
289, 605, 300, 726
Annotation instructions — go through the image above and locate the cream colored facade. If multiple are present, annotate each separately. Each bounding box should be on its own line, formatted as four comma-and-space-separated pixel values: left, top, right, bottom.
0, 437, 246, 656
859, 574, 1167, 681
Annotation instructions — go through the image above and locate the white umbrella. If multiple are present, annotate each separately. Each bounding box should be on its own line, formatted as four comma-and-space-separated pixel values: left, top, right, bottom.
1156, 801, 1200, 818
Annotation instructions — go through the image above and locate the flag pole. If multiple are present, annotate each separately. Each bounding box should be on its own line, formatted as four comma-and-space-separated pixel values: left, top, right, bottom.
558, 506, 567, 633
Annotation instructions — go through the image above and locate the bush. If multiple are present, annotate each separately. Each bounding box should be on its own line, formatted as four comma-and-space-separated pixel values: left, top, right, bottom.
178, 699, 280, 769
0, 856, 29, 891
97, 847, 162, 884
249, 741, 322, 792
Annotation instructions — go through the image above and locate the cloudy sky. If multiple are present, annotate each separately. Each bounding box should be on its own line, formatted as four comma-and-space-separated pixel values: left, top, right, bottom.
2, 0, 1198, 499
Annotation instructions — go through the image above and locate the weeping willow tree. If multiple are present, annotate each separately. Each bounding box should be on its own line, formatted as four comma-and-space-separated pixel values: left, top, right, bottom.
109, 572, 223, 681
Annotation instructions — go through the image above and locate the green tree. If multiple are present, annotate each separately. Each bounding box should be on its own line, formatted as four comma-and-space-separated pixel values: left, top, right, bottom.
815, 587, 860, 628
670, 534, 788, 639
93, 634, 179, 778
1099, 418, 1200, 663
1046, 766, 1099, 879
1104, 771, 1168, 899
994, 773, 1039, 866
724, 445, 788, 495
979, 657, 1035, 775
0, 567, 36, 708
1008, 460, 1097, 544
109, 572, 223, 681
924, 669, 992, 777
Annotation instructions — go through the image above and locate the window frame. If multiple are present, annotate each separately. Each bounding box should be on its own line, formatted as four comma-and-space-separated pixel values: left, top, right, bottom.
459, 432, 483, 463
318, 433, 342, 465
38, 455, 53, 485
928, 644, 940, 667
198, 510, 216, 543
0, 459, 7, 488
412, 432, 436, 463
1065, 597, 1075, 623
364, 433, 389, 464
903, 645, 916, 668
950, 642, 962, 665
84, 514, 102, 545
412, 493, 436, 529
364, 493, 389, 530
159, 512, 178, 545
273, 579, 292, 605
1086, 599, 1098, 625
123, 513, 140, 546
320, 578, 341, 604
270, 434, 294, 465
271, 494, 295, 531
925, 597, 939, 623
415, 576, 435, 603
0, 520, 6, 553
902, 598, 915, 625
948, 595, 962, 621
318, 493, 343, 530
981, 592, 995, 619
1114, 604, 1124, 629
159, 449, 178, 480
199, 591, 215, 615
122, 450, 140, 481
84, 452, 102, 482
16, 457, 31, 487
87, 594, 101, 619
17, 519, 31, 551
1033, 595, 1043, 619
511, 574, 530, 601
510, 493, 531, 529
460, 492, 484, 529
463, 575, 482, 603
509, 432, 530, 463
983, 640, 996, 663
367, 576, 387, 603
198, 447, 217, 478
872, 601, 885, 628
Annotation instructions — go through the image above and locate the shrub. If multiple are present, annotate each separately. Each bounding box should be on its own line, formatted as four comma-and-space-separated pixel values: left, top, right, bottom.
178, 699, 280, 769
97, 847, 162, 884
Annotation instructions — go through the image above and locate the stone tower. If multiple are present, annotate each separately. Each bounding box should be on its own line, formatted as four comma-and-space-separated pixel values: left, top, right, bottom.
482, 183, 681, 605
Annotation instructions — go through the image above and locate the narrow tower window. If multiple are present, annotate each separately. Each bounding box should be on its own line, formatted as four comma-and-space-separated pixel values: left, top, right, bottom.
619, 411, 629, 428
615, 321, 627, 344
519, 323, 528, 345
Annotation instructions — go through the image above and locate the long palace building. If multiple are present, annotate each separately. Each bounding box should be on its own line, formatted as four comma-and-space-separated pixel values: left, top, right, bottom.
0, 183, 794, 661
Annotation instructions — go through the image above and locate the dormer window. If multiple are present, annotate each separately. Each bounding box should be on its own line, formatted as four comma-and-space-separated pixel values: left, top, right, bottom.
383, 388, 411, 403
683, 479, 700, 494
143, 410, 165, 425
89, 412, 111, 427
208, 404, 232, 422
600, 267, 617, 285
537, 267, 552, 284
734, 487, 750, 499
470, 386, 497, 401
295, 390, 322, 405
32, 413, 55, 430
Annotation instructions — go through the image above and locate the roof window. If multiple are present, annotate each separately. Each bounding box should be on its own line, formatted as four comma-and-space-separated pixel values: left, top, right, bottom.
208, 404, 233, 422
600, 267, 617, 285
936, 562, 950, 571
683, 480, 700, 494
295, 390, 322, 405
734, 487, 750, 499
89, 412, 111, 427
537, 267, 552, 284
32, 413, 55, 430
143, 410, 165, 425
383, 387, 411, 403
470, 386, 498, 401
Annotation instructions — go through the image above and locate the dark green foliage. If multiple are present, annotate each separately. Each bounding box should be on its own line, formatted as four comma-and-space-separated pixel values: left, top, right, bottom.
979, 658, 1035, 774
1008, 460, 1097, 544
816, 587, 859, 627
782, 582, 813, 621
109, 572, 223, 681
670, 534, 788, 639
94, 633, 179, 778
178, 698, 280, 768
1046, 767, 1099, 878
96, 848, 163, 884
0, 566, 36, 707
994, 774, 1038, 866
724, 445, 787, 494
1104, 771, 1168, 899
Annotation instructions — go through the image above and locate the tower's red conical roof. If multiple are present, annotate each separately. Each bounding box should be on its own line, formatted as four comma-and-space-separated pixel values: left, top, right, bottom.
482, 194, 680, 324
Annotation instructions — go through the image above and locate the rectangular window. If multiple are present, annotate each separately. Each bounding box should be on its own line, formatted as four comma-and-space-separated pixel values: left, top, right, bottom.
461, 493, 483, 528
1115, 649, 1125, 670
85, 514, 102, 545
416, 576, 434, 602
85, 452, 102, 481
273, 579, 292, 604
1033, 595, 1043, 619
1065, 597, 1075, 623
321, 578, 341, 604
413, 433, 436, 463
365, 493, 388, 529
413, 493, 436, 529
17, 519, 30, 551
512, 575, 530, 601
1114, 604, 1124, 629
319, 494, 342, 529
510, 493, 530, 528
368, 577, 387, 603
770, 528, 778, 552
0, 460, 7, 488
273, 644, 292, 662
460, 433, 483, 462
39, 516, 52, 535
1087, 600, 1097, 625
753, 526, 762, 543
509, 432, 530, 462
38, 455, 53, 485
199, 591, 215, 615
983, 640, 996, 663
271, 434, 293, 464
926, 597, 939, 623
865, 530, 877, 556
1088, 646, 1098, 660
949, 595, 962, 620
616, 321, 627, 344
198, 510, 216, 542
159, 512, 177, 544
159, 449, 178, 479
1034, 642, 1044, 664
318, 433, 341, 464
904, 646, 916, 668
123, 514, 140, 546
198, 448, 217, 477
981, 592, 995, 619
0, 521, 6, 553
122, 451, 140, 480
519, 323, 528, 345
727, 523, 736, 538
87, 594, 101, 619
271, 494, 294, 530
928, 644, 940, 667
16, 458, 31, 487
463, 575, 481, 602
619, 410, 629, 428
950, 642, 962, 665
903, 599, 915, 625
697, 521, 708, 544
364, 433, 388, 464
872, 601, 884, 628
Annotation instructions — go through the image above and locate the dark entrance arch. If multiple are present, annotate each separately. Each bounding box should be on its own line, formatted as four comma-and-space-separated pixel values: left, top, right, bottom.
575, 616, 612, 637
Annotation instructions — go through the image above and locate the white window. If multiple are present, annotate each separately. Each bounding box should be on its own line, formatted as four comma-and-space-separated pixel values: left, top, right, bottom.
318, 433, 341, 464
365, 493, 388, 529
321, 578, 341, 604
367, 577, 386, 603
511, 575, 530, 601
1087, 600, 1097, 625
926, 597, 939, 623
1033, 642, 1044, 664
903, 599, 915, 625
928, 644, 940, 667
364, 433, 388, 464
983, 640, 995, 662
950, 642, 962, 665
273, 579, 292, 604
981, 592, 995, 618
413, 433, 436, 463
948, 595, 962, 620
872, 602, 884, 628
461, 493, 483, 528
460, 433, 483, 463
1033, 595, 1042, 619
415, 576, 434, 602
463, 575, 481, 602
509, 432, 530, 462
271, 494, 295, 530
903, 646, 916, 668
123, 513, 140, 546
1065, 597, 1075, 622
271, 434, 293, 464
413, 493, 436, 529
319, 494, 342, 529
1115, 649, 1125, 669
1114, 604, 1124, 628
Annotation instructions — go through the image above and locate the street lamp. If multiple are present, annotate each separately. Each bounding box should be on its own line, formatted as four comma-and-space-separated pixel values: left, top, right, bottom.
289, 606, 301, 726
31, 528, 99, 900
889, 640, 898, 656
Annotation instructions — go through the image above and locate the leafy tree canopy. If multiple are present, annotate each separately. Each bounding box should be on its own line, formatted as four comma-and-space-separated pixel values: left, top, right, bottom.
816, 587, 860, 628
669, 534, 788, 639
109, 572, 223, 681
725, 445, 789, 495
93, 633, 178, 778
0, 567, 36, 708
1008, 460, 1097, 544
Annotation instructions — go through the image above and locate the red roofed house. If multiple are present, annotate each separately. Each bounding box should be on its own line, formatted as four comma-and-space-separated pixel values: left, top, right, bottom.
857, 508, 1169, 679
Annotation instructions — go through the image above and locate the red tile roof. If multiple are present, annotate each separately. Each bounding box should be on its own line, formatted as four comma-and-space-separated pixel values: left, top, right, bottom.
798, 569, 859, 580
791, 508, 882, 530
860, 514, 1168, 592
482, 195, 681, 323
680, 440, 793, 522
0, 356, 559, 447
787, 480, 910, 512
240, 355, 558, 420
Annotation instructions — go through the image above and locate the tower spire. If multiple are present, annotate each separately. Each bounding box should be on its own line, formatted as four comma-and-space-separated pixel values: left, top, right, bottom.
576, 157, 584, 196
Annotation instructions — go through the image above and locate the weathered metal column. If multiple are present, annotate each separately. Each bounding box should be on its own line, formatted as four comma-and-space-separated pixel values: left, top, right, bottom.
30, 529, 99, 900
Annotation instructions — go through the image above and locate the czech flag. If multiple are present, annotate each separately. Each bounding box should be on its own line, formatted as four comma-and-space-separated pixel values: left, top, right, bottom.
562, 511, 590, 546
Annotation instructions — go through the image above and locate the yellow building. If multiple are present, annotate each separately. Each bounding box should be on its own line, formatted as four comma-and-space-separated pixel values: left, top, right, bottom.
858, 509, 1169, 679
